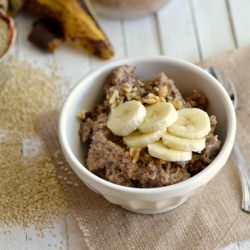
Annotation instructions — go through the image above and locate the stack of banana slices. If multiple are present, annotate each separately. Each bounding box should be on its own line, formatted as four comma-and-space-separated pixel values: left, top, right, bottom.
107, 100, 211, 162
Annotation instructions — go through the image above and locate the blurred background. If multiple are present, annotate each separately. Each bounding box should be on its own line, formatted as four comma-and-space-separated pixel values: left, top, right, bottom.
1, 0, 247, 84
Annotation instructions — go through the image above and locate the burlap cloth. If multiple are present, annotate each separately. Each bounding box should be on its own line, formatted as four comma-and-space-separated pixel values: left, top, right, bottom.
37, 45, 250, 250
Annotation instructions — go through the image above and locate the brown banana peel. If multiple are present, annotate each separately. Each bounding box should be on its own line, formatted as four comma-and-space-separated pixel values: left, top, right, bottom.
24, 0, 114, 59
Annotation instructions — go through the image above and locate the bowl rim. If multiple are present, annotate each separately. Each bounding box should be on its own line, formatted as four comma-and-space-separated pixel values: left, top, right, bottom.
59, 56, 236, 194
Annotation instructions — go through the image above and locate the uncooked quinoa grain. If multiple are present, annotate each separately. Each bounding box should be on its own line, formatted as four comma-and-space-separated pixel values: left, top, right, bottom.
0, 57, 70, 229
0, 57, 66, 133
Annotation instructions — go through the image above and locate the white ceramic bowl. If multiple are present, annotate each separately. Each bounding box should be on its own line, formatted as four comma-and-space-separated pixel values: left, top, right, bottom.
59, 57, 236, 214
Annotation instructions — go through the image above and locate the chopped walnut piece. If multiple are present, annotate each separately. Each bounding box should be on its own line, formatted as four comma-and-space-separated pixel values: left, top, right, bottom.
159, 97, 167, 103
168, 99, 183, 109
141, 93, 160, 105
158, 85, 168, 97
109, 89, 120, 107
122, 82, 132, 93
137, 80, 144, 87
129, 148, 141, 163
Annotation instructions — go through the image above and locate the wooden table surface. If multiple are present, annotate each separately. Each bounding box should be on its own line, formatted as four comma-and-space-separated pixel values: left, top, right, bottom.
1, 0, 250, 249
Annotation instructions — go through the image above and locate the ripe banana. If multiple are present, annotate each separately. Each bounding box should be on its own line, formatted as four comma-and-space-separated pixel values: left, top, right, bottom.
168, 108, 211, 139
107, 101, 146, 136
139, 102, 178, 133
23, 0, 114, 59
148, 141, 192, 162
162, 132, 205, 152
123, 130, 163, 148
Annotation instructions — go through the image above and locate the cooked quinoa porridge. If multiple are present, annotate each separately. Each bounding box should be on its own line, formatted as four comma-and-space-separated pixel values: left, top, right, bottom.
79, 65, 221, 188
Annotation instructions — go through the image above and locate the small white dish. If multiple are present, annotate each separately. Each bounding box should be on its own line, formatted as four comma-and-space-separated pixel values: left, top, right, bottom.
0, 10, 16, 63
92, 0, 172, 19
59, 56, 236, 214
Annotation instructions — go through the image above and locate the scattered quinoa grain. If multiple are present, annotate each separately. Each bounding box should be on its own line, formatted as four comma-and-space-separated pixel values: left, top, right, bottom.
0, 57, 69, 230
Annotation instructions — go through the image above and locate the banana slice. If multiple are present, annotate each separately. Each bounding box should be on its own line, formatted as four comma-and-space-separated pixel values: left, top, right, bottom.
168, 108, 211, 139
148, 141, 192, 162
162, 132, 205, 152
107, 100, 146, 136
139, 102, 178, 133
123, 130, 163, 148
